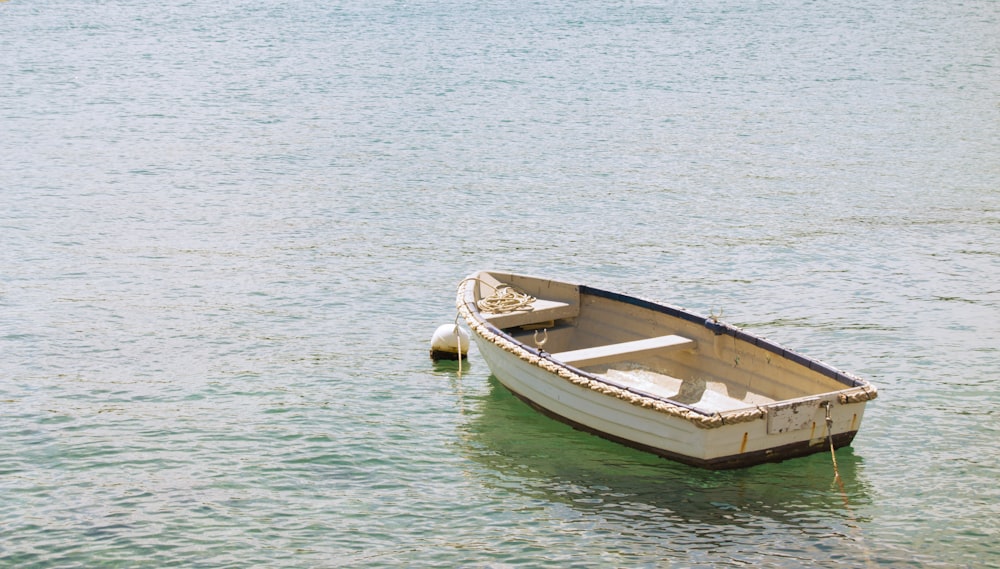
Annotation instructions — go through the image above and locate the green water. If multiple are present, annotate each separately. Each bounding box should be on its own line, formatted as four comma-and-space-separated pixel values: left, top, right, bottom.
1, 0, 998, 566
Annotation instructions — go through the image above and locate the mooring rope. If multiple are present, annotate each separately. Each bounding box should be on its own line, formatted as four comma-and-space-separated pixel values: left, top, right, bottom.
454, 320, 463, 376
823, 402, 875, 567
476, 284, 536, 314
823, 401, 846, 498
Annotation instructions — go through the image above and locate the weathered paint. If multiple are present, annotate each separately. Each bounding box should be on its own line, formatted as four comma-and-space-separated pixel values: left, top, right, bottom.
767, 399, 822, 434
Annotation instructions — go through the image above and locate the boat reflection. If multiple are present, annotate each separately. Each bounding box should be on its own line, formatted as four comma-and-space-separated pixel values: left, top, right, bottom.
458, 376, 874, 532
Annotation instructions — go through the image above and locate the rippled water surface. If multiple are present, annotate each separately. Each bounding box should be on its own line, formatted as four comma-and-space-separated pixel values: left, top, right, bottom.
2, 0, 998, 567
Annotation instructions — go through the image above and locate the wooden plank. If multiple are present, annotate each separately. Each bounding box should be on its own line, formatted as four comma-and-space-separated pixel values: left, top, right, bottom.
553, 334, 696, 367
483, 298, 577, 329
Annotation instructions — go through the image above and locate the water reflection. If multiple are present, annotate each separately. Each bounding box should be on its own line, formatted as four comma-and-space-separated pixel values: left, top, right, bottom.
431, 359, 472, 376
458, 376, 875, 560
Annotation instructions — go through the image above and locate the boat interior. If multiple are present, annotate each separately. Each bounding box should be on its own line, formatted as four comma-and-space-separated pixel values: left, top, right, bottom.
469, 271, 851, 415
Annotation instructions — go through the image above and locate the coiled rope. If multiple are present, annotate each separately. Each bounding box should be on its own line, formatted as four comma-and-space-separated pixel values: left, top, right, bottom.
477, 285, 536, 314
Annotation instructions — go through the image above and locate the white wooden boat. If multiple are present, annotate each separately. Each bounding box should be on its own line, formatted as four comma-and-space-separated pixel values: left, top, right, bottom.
457, 271, 878, 469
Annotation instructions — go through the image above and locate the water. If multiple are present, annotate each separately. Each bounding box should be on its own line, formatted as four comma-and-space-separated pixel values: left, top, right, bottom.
1, 0, 998, 566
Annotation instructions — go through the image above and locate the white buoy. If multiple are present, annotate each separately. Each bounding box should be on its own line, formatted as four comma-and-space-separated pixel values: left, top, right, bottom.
430, 323, 470, 362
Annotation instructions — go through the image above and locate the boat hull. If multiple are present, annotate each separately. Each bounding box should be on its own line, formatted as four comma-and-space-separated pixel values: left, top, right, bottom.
458, 271, 876, 469
472, 333, 863, 469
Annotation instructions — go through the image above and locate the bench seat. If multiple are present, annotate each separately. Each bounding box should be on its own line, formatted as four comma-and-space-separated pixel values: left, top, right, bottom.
552, 334, 696, 367
483, 298, 577, 329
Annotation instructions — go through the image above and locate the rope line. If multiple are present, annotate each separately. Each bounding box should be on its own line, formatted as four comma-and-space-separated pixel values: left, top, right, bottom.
454, 316, 463, 376
824, 402, 846, 497
476, 285, 536, 314
823, 402, 875, 567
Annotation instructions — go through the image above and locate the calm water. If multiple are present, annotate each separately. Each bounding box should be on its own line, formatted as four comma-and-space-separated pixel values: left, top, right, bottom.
2, 0, 998, 566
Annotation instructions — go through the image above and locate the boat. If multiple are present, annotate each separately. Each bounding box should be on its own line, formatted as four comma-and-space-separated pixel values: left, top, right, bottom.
456, 270, 878, 469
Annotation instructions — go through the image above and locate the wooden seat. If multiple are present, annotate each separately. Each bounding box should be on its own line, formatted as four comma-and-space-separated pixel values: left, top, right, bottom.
552, 335, 696, 367
473, 272, 581, 329
483, 298, 577, 329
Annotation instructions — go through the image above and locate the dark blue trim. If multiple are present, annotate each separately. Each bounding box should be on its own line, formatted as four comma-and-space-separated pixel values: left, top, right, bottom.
578, 285, 863, 389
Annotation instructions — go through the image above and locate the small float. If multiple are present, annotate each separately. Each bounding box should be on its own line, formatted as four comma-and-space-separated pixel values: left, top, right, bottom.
456, 270, 877, 469
430, 323, 470, 362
